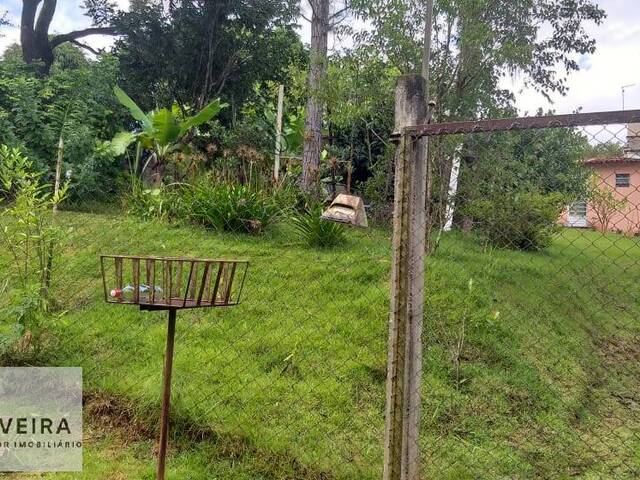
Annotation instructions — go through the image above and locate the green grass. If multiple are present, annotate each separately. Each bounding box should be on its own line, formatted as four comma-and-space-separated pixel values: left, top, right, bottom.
2, 212, 640, 479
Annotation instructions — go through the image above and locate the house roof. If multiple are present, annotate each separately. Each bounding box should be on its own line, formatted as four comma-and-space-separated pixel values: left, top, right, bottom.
583, 155, 640, 165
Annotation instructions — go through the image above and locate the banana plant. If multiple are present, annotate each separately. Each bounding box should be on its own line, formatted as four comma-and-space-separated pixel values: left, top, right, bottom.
109, 86, 227, 180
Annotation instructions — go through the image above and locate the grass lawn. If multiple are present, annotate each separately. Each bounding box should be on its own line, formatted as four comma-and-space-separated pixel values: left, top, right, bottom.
2, 211, 639, 479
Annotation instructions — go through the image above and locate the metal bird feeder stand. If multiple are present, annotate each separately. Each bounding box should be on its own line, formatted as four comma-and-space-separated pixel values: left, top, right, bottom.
100, 255, 249, 480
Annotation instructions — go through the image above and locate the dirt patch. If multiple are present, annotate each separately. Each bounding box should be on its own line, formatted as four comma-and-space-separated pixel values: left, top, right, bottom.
598, 337, 640, 366
83, 390, 336, 480
84, 390, 155, 444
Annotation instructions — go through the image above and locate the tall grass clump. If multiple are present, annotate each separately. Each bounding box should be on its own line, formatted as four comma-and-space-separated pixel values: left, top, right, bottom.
291, 204, 346, 248
179, 178, 284, 234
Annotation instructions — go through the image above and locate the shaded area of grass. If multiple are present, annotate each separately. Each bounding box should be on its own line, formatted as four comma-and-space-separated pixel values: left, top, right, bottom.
2, 212, 640, 478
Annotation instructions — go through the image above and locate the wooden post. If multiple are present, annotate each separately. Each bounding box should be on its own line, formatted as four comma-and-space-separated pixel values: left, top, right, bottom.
383, 74, 427, 480
53, 134, 64, 213
157, 308, 177, 480
274, 84, 285, 182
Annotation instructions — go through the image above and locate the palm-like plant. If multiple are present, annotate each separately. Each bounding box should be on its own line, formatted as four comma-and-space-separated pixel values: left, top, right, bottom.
109, 86, 227, 181
291, 204, 346, 248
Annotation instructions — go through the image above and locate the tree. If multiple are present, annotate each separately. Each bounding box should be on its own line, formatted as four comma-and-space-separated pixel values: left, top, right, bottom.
0, 10, 9, 30
301, 0, 349, 192
19, 0, 119, 75
348, 0, 606, 120
112, 0, 303, 113
588, 174, 628, 233
110, 86, 226, 183
0, 44, 123, 200
301, 0, 329, 191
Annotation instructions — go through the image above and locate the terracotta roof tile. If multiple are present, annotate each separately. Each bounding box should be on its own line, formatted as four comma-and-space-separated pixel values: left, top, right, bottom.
583, 156, 640, 165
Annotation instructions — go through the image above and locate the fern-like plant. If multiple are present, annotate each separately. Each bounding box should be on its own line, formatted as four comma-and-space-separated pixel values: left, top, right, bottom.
291, 205, 346, 248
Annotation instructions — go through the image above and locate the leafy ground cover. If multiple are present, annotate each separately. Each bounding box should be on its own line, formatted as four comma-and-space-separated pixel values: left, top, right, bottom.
3, 212, 639, 479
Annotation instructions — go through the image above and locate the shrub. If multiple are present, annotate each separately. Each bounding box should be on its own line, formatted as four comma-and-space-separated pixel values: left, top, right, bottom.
123, 182, 175, 222
0, 145, 68, 295
464, 191, 566, 250
181, 179, 282, 233
292, 204, 346, 248
0, 146, 67, 360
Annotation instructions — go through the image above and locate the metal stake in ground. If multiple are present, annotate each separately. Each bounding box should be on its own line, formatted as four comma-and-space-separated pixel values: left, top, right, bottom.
157, 308, 176, 480
100, 255, 249, 480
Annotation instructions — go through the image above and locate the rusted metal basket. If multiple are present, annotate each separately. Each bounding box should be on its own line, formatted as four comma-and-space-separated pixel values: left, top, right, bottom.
100, 255, 249, 310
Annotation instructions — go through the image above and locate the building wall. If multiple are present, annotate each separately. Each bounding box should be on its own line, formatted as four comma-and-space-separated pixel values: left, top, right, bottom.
586, 163, 640, 235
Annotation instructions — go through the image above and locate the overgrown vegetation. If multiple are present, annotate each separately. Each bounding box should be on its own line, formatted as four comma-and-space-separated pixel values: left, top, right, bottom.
0, 0, 630, 478
177, 180, 286, 233
291, 204, 346, 247
3, 212, 639, 479
465, 191, 567, 250
0, 146, 67, 361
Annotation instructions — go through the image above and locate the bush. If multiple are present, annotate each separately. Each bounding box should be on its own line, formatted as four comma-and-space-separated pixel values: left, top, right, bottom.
180, 179, 283, 233
0, 145, 67, 294
0, 146, 67, 361
292, 204, 346, 248
464, 191, 566, 250
124, 182, 175, 222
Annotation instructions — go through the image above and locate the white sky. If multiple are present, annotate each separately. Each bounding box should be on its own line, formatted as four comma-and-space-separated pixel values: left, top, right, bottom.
1, 0, 639, 115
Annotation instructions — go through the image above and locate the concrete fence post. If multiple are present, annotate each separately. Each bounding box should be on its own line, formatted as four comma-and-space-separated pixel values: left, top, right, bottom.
383, 74, 427, 480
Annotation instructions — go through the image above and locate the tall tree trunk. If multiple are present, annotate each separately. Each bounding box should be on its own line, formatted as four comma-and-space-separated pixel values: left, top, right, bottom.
19, 0, 117, 75
421, 0, 434, 94
301, 0, 329, 193
20, 0, 56, 71
422, 0, 435, 249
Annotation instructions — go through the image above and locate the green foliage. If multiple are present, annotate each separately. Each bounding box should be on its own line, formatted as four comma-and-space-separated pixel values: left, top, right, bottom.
110, 86, 227, 181
362, 146, 396, 225
465, 191, 566, 250
0, 285, 48, 363
179, 180, 283, 234
112, 1, 304, 112
123, 182, 173, 222
253, 84, 306, 155
125, 177, 286, 234
347, 0, 605, 119
452, 127, 592, 250
113, 86, 227, 147
0, 145, 68, 292
0, 46, 122, 201
585, 141, 624, 158
291, 204, 347, 248
0, 146, 68, 359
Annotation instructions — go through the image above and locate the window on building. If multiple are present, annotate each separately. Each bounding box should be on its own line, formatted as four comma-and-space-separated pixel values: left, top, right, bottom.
615, 173, 630, 188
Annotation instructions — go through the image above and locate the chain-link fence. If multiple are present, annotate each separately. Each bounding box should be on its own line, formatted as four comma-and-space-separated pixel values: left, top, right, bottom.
402, 108, 640, 479
3, 104, 640, 479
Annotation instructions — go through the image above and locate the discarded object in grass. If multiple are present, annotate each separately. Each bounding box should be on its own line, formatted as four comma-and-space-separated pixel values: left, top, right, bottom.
100, 254, 249, 480
321, 193, 368, 228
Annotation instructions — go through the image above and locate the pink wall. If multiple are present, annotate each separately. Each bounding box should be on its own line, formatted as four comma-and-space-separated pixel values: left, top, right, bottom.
585, 162, 640, 235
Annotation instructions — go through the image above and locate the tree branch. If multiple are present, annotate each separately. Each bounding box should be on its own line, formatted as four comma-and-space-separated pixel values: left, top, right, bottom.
329, 6, 349, 21
50, 26, 118, 48
21, 0, 40, 31
307, 0, 317, 17
35, 0, 57, 37
69, 39, 101, 56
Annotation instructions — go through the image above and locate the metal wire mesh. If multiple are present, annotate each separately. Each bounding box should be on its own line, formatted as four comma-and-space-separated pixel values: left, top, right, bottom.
1, 112, 639, 479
